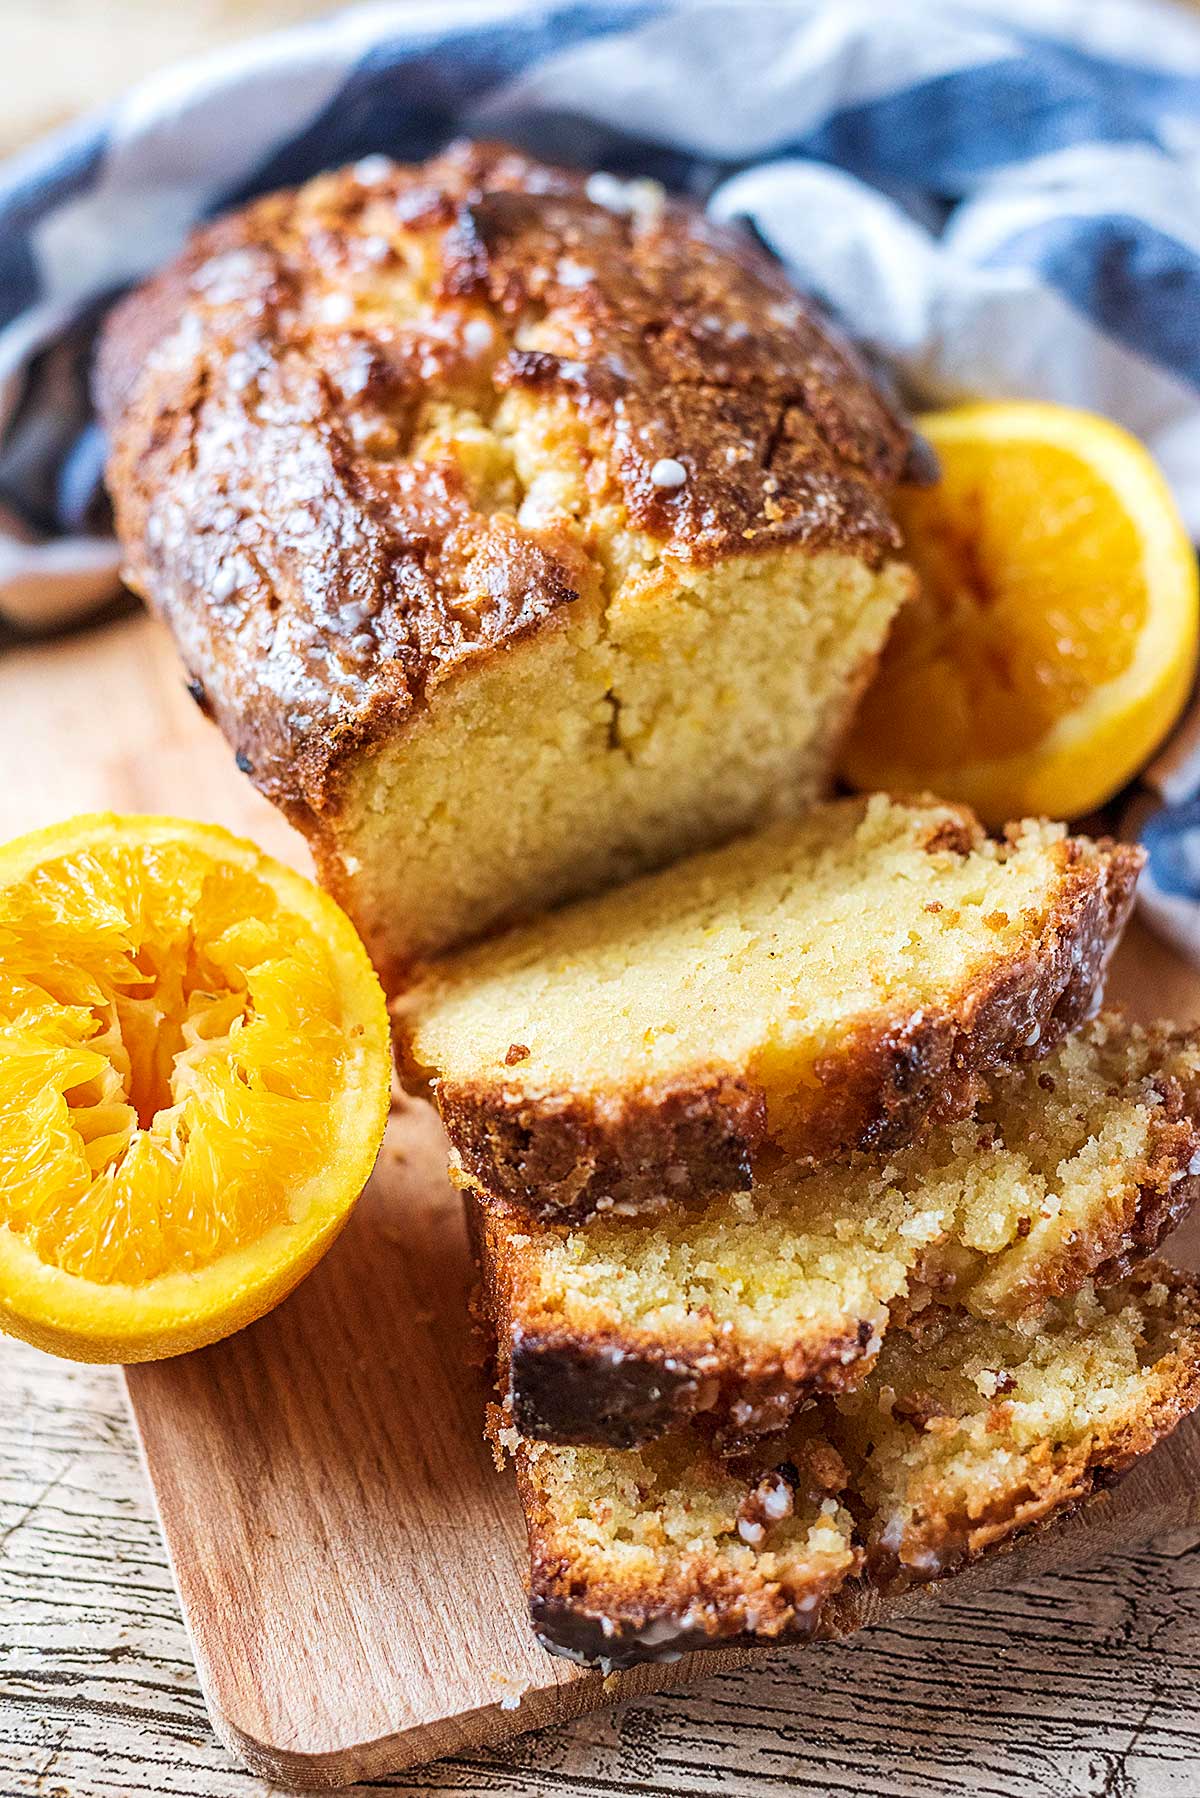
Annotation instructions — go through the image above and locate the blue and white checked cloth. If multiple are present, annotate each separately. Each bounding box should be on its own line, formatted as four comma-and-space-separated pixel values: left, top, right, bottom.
4, 0, 1200, 951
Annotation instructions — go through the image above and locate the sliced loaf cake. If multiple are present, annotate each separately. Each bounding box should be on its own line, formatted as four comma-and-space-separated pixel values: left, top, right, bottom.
98, 140, 919, 979
474, 1016, 1200, 1447
399, 795, 1142, 1220
512, 1426, 859, 1669
511, 1264, 1200, 1667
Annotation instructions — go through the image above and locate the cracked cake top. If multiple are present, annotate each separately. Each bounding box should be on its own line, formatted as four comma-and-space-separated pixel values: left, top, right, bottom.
96, 138, 916, 826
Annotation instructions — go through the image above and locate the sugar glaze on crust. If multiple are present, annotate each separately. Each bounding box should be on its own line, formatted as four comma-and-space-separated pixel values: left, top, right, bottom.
471, 1187, 882, 1450
96, 139, 916, 834
841, 1265, 1200, 1596
426, 829, 1143, 1221
513, 1265, 1200, 1669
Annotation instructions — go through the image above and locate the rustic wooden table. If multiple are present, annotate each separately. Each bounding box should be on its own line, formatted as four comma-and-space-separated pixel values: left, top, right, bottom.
5, 1328, 1200, 1797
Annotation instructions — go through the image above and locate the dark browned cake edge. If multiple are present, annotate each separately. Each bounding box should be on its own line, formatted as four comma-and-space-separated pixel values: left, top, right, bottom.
511, 1264, 1200, 1671
96, 137, 918, 837
418, 832, 1143, 1221
470, 1188, 880, 1450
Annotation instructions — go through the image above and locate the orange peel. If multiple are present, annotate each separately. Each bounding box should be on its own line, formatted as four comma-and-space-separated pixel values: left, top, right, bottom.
843, 402, 1199, 823
0, 815, 391, 1362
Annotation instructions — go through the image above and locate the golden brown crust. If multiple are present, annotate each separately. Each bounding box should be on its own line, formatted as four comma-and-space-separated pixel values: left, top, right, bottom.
96, 138, 915, 829
1014, 1175, 1200, 1316
1086, 1047, 1200, 1289
438, 1068, 767, 1223
428, 835, 1143, 1220
472, 1189, 877, 1451
844, 1264, 1200, 1597
516, 1434, 857, 1668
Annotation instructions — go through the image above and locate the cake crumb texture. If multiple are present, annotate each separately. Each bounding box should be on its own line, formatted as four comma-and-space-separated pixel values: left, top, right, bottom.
475, 1015, 1200, 1447
516, 1264, 1200, 1665
98, 139, 918, 972
402, 795, 1142, 1216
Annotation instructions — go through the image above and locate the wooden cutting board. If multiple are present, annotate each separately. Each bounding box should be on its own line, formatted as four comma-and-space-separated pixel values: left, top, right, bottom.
6, 606, 1200, 1790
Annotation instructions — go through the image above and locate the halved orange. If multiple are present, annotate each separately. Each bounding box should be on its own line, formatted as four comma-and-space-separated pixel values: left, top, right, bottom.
841, 402, 1199, 823
0, 815, 391, 1362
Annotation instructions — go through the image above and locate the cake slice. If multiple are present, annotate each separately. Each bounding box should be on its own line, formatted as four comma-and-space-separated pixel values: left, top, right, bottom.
827, 1266, 1200, 1589
512, 1264, 1200, 1667
512, 1427, 859, 1668
98, 140, 919, 981
475, 1017, 1200, 1448
399, 795, 1141, 1220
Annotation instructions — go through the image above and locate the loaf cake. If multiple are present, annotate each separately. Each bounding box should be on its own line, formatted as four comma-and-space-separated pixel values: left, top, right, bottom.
399, 795, 1141, 1219
96, 139, 920, 980
473, 1016, 1200, 1448
511, 1264, 1200, 1666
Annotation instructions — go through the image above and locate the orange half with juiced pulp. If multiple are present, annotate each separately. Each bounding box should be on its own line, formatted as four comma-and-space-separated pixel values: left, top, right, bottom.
0, 815, 391, 1362
842, 402, 1199, 823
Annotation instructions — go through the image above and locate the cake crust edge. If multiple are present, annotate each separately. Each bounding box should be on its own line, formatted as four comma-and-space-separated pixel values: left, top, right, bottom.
418, 833, 1144, 1220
